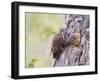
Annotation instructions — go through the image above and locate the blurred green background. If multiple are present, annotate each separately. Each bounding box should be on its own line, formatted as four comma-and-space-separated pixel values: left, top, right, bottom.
25, 12, 64, 68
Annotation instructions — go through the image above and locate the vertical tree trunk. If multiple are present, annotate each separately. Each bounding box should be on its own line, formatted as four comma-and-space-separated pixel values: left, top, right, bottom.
54, 15, 90, 66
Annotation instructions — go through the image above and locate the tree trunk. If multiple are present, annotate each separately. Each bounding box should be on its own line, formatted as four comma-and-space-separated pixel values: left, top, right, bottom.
54, 15, 90, 66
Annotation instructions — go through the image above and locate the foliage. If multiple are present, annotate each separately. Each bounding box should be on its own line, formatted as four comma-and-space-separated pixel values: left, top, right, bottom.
28, 58, 37, 68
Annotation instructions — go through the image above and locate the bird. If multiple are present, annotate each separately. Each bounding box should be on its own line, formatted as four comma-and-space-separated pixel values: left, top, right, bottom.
51, 30, 66, 60
71, 31, 81, 48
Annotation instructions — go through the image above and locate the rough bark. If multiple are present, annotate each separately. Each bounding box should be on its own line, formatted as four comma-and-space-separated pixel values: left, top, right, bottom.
53, 14, 90, 66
